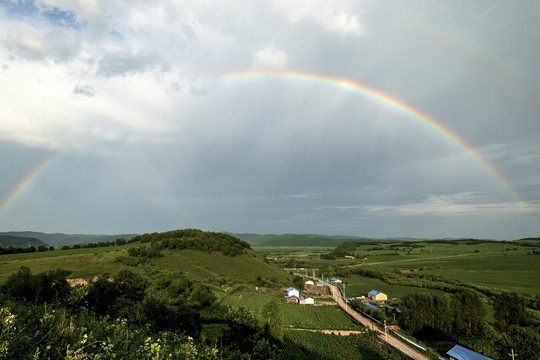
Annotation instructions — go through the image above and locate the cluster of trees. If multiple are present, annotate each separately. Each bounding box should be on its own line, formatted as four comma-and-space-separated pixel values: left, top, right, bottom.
398, 291, 487, 338
397, 291, 540, 359
114, 243, 164, 266
60, 237, 135, 250
133, 229, 251, 256
0, 245, 54, 254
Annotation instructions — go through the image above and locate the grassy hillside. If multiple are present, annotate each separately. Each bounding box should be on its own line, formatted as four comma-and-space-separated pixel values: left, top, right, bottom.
0, 234, 45, 247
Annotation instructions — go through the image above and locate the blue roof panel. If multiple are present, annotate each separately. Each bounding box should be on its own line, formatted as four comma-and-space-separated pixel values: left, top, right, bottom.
446, 345, 493, 360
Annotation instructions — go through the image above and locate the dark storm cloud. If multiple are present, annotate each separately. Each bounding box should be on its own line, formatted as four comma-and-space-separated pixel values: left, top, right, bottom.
0, 0, 538, 238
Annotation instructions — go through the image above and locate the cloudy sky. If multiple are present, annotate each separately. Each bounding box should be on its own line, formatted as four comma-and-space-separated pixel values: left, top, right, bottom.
1, 0, 539, 240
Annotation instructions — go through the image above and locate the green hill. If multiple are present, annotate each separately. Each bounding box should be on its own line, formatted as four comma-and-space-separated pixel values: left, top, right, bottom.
0, 235, 45, 247
0, 229, 291, 287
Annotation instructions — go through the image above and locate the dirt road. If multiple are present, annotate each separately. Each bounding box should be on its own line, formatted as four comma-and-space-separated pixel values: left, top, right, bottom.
328, 284, 431, 360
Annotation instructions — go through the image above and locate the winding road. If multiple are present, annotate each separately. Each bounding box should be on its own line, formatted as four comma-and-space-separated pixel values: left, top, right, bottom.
327, 283, 431, 360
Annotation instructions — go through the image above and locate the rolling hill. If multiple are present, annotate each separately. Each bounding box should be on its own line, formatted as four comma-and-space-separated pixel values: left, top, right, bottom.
0, 234, 45, 247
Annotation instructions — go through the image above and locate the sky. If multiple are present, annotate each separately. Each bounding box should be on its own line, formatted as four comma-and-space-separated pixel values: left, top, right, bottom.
0, 0, 539, 240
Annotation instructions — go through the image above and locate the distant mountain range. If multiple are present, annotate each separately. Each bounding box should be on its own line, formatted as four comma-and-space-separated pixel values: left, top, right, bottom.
1, 230, 512, 248
0, 231, 138, 246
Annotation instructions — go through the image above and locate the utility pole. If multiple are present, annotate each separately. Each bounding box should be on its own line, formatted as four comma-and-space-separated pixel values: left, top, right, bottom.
384, 320, 387, 342
508, 348, 517, 360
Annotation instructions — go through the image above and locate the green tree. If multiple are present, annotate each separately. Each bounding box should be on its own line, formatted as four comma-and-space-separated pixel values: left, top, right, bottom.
492, 292, 527, 330
450, 290, 486, 336
497, 325, 540, 360
223, 306, 260, 354
189, 283, 216, 308
292, 275, 305, 290
260, 299, 283, 341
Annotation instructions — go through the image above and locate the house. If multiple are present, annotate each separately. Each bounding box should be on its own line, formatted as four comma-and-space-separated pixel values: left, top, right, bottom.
304, 279, 315, 286
368, 290, 387, 301
446, 345, 494, 360
286, 287, 300, 298
330, 277, 342, 284
299, 296, 315, 305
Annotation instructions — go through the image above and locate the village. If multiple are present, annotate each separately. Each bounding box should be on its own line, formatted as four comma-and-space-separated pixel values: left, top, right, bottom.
281, 276, 392, 310
281, 276, 495, 360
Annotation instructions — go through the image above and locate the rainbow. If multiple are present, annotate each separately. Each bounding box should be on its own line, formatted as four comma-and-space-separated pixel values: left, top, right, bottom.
220, 70, 540, 225
0, 154, 58, 219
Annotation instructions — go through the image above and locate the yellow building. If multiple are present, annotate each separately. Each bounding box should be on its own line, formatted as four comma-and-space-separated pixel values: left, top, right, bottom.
368, 290, 387, 301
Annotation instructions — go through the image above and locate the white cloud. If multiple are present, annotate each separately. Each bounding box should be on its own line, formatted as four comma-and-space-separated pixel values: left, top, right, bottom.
275, 0, 364, 36
253, 45, 288, 69
365, 193, 529, 218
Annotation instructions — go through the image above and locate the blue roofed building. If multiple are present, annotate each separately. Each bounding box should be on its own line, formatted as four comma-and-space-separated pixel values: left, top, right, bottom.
330, 277, 342, 284
446, 345, 494, 360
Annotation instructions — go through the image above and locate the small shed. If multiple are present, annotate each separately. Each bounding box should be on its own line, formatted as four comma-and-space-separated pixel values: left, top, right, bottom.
446, 345, 494, 360
330, 277, 342, 284
368, 290, 387, 301
365, 302, 382, 311
285, 296, 299, 303
316, 281, 329, 286
304, 279, 315, 286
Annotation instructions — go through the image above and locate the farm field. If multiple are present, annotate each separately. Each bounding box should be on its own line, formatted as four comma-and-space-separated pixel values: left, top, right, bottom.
217, 290, 278, 318
282, 303, 359, 330
218, 290, 359, 330
273, 240, 540, 297
336, 275, 448, 299
251, 246, 333, 257
359, 252, 540, 296
281, 330, 397, 360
